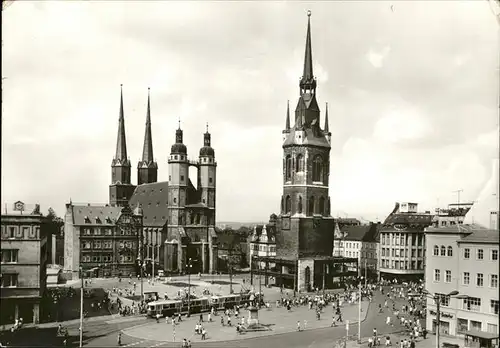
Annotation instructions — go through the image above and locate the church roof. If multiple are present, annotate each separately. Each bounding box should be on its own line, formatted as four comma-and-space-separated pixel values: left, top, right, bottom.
283, 128, 330, 148
70, 205, 122, 226
129, 181, 169, 227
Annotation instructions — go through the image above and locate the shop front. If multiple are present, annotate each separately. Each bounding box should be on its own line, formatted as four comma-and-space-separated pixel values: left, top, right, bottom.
429, 309, 455, 335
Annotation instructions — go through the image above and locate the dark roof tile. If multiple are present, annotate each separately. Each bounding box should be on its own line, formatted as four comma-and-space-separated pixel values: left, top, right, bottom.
129, 182, 169, 227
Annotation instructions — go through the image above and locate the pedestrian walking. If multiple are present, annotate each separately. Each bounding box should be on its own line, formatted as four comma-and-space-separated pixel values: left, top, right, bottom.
117, 332, 122, 346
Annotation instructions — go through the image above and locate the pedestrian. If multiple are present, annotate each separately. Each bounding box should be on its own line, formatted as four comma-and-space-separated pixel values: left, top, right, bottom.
201, 328, 207, 340
220, 316, 224, 326
117, 332, 122, 346
304, 319, 307, 330
297, 320, 301, 332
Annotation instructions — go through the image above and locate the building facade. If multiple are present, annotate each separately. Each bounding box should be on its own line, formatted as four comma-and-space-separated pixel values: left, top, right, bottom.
64, 204, 141, 278
432, 203, 472, 228
378, 202, 432, 282
1, 202, 49, 325
333, 223, 379, 278
249, 219, 277, 270
424, 225, 499, 336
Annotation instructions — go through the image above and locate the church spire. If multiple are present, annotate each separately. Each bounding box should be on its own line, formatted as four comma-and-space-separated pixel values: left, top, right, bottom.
115, 84, 128, 161
324, 102, 329, 132
285, 100, 290, 130
141, 88, 154, 163
300, 10, 316, 91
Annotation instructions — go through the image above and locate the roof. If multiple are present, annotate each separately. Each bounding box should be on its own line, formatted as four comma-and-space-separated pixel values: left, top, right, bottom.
340, 223, 379, 242
465, 329, 499, 340
283, 127, 330, 148
384, 213, 433, 225
129, 181, 169, 227
424, 223, 485, 235
70, 205, 122, 226
250, 224, 276, 244
1, 202, 43, 216
458, 226, 499, 244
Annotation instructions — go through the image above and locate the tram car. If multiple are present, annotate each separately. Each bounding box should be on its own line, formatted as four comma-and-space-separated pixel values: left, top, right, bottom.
146, 299, 181, 318
210, 293, 253, 311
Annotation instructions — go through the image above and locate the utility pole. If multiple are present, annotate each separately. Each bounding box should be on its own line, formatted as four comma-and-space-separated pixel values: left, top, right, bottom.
152, 245, 155, 284
322, 263, 326, 296
187, 257, 192, 317
364, 260, 367, 288
436, 295, 441, 348
228, 249, 233, 294
79, 267, 84, 348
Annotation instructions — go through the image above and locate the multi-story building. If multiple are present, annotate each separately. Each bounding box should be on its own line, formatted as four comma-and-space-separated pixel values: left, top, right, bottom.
64, 203, 142, 278
1, 202, 49, 325
424, 224, 499, 336
378, 202, 433, 282
432, 203, 473, 228
333, 222, 379, 278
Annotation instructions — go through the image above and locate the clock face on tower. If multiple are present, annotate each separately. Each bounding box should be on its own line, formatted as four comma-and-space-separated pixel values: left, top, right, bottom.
282, 217, 290, 230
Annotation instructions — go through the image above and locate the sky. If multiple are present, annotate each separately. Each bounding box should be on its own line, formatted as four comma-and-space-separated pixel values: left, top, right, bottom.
2, 1, 499, 223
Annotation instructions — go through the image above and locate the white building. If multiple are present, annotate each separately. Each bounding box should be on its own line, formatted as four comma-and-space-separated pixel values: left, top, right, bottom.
425, 224, 499, 337
249, 224, 276, 270
333, 222, 379, 278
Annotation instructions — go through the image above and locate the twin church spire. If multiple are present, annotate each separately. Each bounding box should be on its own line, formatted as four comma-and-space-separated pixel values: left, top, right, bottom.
111, 85, 214, 190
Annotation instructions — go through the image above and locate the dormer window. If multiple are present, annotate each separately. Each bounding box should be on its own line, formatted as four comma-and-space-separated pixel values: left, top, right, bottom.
84, 216, 91, 223
95, 216, 101, 224
105, 216, 112, 224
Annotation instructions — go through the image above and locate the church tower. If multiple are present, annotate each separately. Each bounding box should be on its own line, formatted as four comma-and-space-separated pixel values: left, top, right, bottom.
137, 88, 158, 185
281, 11, 331, 218
167, 123, 189, 271
110, 85, 136, 207
198, 123, 217, 226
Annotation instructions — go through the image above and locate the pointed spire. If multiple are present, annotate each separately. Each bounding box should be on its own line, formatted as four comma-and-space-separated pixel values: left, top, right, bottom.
204, 122, 211, 147
175, 116, 183, 144
285, 100, 290, 130
141, 88, 154, 163
324, 102, 329, 132
300, 10, 316, 90
115, 84, 128, 161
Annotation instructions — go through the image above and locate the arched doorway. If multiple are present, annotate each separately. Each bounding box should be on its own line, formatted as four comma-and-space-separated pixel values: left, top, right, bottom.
305, 266, 311, 292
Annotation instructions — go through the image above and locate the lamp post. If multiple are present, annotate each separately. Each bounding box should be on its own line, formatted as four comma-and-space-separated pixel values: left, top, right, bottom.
422, 289, 469, 348
132, 206, 144, 302
79, 266, 84, 348
187, 257, 193, 317
358, 275, 363, 344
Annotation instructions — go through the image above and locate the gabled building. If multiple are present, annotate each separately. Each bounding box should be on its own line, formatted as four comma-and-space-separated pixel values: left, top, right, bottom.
249, 216, 277, 270
64, 203, 141, 278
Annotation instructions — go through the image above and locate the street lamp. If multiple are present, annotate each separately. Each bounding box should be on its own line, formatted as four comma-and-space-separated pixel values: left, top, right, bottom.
79, 266, 84, 348
187, 257, 193, 317
422, 289, 469, 348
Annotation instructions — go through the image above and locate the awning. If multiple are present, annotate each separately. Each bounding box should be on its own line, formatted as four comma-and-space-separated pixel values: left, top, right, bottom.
465, 330, 499, 340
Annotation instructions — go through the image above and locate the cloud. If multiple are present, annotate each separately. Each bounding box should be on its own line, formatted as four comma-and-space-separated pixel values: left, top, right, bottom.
367, 46, 391, 68
1, 1, 498, 222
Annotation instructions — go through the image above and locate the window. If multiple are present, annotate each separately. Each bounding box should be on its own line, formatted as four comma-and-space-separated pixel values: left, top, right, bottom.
285, 195, 291, 214
312, 155, 324, 182
308, 196, 314, 215
1, 274, 18, 287
477, 274, 484, 287
490, 274, 498, 288
445, 270, 451, 283
464, 248, 470, 259
382, 249, 385, 257
8, 227, 15, 238
180, 175, 184, 181
447, 246, 453, 256
470, 320, 482, 331
209, 178, 213, 184
411, 249, 416, 257
433, 245, 439, 256
318, 197, 325, 215
295, 154, 304, 172
463, 297, 481, 311
285, 155, 292, 180
492, 250, 498, 261
463, 272, 470, 285
434, 269, 441, 282
440, 246, 446, 256
418, 249, 422, 258
94, 241, 101, 249
457, 318, 468, 334
437, 294, 450, 307
487, 324, 498, 334
477, 249, 484, 260
491, 300, 499, 315
1, 250, 19, 263
395, 249, 400, 257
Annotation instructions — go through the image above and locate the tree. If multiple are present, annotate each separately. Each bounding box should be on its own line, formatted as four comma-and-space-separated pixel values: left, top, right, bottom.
46, 207, 64, 237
